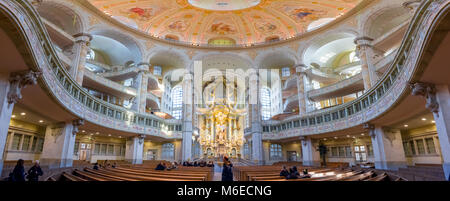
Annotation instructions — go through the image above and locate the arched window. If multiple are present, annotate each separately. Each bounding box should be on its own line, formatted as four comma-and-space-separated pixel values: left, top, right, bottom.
86, 49, 95, 60
208, 37, 236, 46
171, 86, 183, 119
281, 67, 291, 77
265, 35, 280, 43
261, 87, 272, 120
270, 144, 282, 160
161, 143, 174, 160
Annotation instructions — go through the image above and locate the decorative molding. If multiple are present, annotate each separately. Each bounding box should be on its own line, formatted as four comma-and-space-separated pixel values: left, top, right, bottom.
363, 123, 376, 138
138, 135, 145, 145
72, 119, 85, 136
409, 82, 439, 116
8, 70, 42, 106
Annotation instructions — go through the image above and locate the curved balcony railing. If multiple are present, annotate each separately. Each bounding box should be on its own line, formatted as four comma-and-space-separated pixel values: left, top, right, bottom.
84, 70, 137, 98
257, 0, 449, 139
1, 0, 182, 139
283, 94, 299, 112
308, 73, 363, 102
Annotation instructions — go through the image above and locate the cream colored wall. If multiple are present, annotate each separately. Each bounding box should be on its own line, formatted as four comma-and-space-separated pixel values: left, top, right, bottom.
321, 137, 375, 166
263, 141, 302, 164
5, 119, 45, 162
76, 135, 126, 163
402, 124, 443, 165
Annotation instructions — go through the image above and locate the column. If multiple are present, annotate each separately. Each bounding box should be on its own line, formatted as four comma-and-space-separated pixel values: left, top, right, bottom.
131, 63, 149, 113
70, 33, 92, 85
0, 71, 40, 176
249, 69, 263, 164
295, 64, 308, 116
354, 37, 379, 90
300, 136, 320, 166
410, 83, 450, 180
364, 124, 407, 170
40, 119, 84, 168
125, 135, 145, 164
181, 72, 194, 161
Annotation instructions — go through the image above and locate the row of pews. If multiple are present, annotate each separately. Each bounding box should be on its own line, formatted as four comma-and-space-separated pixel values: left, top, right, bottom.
234, 164, 406, 181
59, 164, 214, 181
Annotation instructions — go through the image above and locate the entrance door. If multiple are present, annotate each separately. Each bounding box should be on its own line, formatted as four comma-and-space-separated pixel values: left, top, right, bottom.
354, 145, 367, 163
287, 151, 297, 162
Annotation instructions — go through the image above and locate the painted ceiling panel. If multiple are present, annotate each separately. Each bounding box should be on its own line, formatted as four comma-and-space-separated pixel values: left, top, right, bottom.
88, 0, 362, 45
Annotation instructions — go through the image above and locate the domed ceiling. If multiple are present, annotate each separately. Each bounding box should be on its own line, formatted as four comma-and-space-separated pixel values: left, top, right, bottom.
88, 0, 363, 46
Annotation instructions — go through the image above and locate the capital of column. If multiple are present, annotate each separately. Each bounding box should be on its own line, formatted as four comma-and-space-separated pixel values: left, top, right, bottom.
409, 82, 439, 116
299, 136, 308, 146
137, 62, 150, 73
137, 134, 146, 145
295, 64, 308, 75
73, 33, 93, 45
363, 123, 376, 137
72, 119, 85, 136
403, 0, 422, 12
8, 70, 42, 106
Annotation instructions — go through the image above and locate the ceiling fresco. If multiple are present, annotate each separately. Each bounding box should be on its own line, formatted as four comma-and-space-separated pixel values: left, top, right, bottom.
87, 0, 362, 45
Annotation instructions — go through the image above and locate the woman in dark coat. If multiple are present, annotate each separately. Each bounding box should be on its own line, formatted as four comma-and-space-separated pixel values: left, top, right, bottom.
221, 156, 233, 181
10, 159, 26, 182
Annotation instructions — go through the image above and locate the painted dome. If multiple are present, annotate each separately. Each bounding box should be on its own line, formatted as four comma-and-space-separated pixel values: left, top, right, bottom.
88, 0, 363, 46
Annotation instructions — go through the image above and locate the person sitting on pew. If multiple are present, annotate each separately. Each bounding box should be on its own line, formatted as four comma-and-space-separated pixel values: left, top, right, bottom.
27, 160, 43, 182
194, 161, 199, 167
111, 162, 117, 168
155, 162, 166, 170
287, 166, 300, 179
93, 163, 99, 170
167, 162, 178, 171
207, 161, 214, 167
280, 166, 289, 178
301, 169, 311, 179
103, 160, 110, 168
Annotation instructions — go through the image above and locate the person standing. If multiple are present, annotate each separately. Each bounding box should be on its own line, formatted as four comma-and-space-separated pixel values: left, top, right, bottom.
221, 156, 233, 181
27, 160, 43, 182
10, 159, 26, 182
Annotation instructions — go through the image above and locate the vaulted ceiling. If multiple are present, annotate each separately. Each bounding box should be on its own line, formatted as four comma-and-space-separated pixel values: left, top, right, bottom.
87, 0, 362, 45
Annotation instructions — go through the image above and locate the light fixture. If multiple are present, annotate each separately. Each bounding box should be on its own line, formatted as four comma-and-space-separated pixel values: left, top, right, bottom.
432, 120, 436, 123
39, 120, 44, 123
82, 130, 86, 133
404, 125, 409, 128
361, 133, 365, 136
20, 112, 26, 116
421, 118, 427, 121
334, 137, 338, 139
346, 135, 350, 138
108, 134, 111, 137
96, 132, 99, 135
11, 115, 16, 118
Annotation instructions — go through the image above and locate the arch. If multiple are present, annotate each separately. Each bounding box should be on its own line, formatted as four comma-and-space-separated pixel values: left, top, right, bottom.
302, 31, 358, 68
360, 3, 412, 38
35, 0, 86, 35
88, 27, 144, 66
255, 48, 298, 69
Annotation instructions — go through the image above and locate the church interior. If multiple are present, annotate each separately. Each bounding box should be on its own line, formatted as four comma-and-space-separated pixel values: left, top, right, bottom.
1, 0, 450, 182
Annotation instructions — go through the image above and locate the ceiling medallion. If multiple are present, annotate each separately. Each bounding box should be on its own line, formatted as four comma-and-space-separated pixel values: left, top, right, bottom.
187, 0, 262, 11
